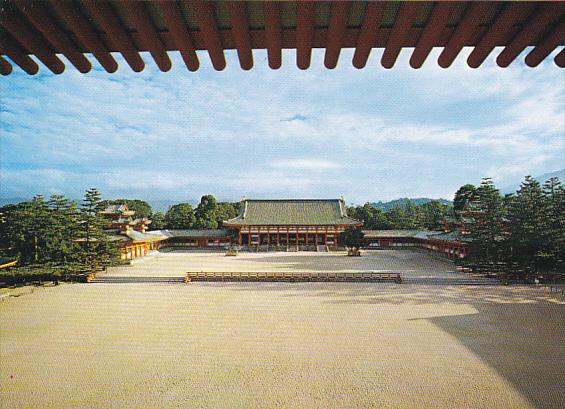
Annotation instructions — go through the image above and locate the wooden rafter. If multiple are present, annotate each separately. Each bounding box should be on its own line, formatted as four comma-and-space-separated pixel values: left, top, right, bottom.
497, 3, 565, 67
467, 3, 535, 69
554, 48, 565, 68
296, 1, 316, 70
525, 18, 565, 67
191, 0, 225, 71
0, 6, 65, 74
324, 2, 350, 69
381, 2, 419, 69
51, 0, 118, 73
157, 0, 199, 72
353, 2, 385, 69
14, 1, 91, 73
263, 1, 282, 69
228, 1, 253, 70
121, 1, 171, 72
0, 55, 13, 76
410, 2, 453, 69
438, 2, 491, 68
0, 31, 39, 74
83, 0, 145, 72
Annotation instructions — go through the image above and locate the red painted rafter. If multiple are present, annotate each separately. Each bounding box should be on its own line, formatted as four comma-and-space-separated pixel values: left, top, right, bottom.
227, 1, 253, 70
296, 1, 316, 70
0, 32, 39, 74
51, 0, 118, 73
191, 0, 225, 70
83, 0, 145, 72
324, 2, 350, 69
353, 2, 385, 69
410, 2, 453, 69
157, 1, 199, 72
0, 7, 65, 74
525, 18, 565, 67
263, 1, 282, 69
555, 48, 565, 68
14, 1, 91, 73
121, 1, 171, 72
0, 55, 13, 75
467, 3, 535, 68
438, 2, 491, 68
497, 3, 565, 67
381, 2, 419, 69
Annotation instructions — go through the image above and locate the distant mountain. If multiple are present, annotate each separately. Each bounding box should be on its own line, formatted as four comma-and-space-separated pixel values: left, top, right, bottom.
0, 197, 30, 207
369, 198, 452, 211
500, 169, 565, 194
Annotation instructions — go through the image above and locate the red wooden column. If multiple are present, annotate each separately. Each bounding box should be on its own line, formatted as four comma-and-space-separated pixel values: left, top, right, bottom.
295, 227, 299, 248
267, 227, 271, 249
315, 227, 319, 247
305, 227, 309, 247
277, 227, 280, 246
286, 227, 290, 248
238, 229, 242, 246
257, 226, 261, 248
324, 227, 328, 246
334, 226, 338, 250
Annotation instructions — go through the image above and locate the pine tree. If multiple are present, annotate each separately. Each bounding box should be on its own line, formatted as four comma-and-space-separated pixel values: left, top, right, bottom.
466, 178, 507, 264
47, 195, 79, 264
507, 176, 550, 272
543, 177, 565, 272
80, 188, 115, 268
194, 195, 219, 229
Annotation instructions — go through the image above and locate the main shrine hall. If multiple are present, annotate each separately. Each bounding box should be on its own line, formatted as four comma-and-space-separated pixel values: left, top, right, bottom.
224, 198, 362, 250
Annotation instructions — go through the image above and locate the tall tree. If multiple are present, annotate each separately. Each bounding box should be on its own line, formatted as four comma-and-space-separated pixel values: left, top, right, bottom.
507, 176, 551, 272
543, 177, 565, 272
165, 203, 195, 229
465, 178, 507, 263
46, 195, 79, 264
150, 211, 166, 230
214, 202, 239, 228
80, 188, 115, 268
453, 184, 477, 213
194, 195, 218, 229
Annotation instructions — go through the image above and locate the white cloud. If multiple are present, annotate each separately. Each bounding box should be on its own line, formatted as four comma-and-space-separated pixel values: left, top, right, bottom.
269, 159, 343, 171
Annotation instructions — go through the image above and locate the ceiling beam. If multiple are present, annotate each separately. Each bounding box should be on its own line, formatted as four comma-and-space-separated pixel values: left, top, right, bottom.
0, 32, 39, 74
263, 1, 282, 69
525, 18, 565, 67
497, 3, 565, 67
51, 0, 118, 73
191, 0, 226, 70
438, 2, 491, 68
157, 1, 199, 71
0, 55, 13, 75
353, 2, 385, 69
410, 2, 453, 69
296, 1, 316, 70
14, 1, 91, 73
83, 0, 145, 72
227, 1, 253, 70
121, 1, 171, 72
381, 2, 419, 69
0, 6, 65, 74
324, 2, 350, 69
467, 3, 535, 69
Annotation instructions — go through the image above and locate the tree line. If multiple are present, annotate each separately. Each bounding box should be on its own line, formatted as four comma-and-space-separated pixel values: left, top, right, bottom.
156, 195, 239, 230
457, 176, 564, 276
347, 199, 452, 230
0, 188, 118, 279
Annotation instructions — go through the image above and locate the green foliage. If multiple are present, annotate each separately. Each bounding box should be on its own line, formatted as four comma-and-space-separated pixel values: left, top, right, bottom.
338, 228, 365, 250
214, 202, 239, 228
459, 176, 564, 275
347, 200, 451, 231
194, 194, 219, 229
165, 203, 195, 229
150, 211, 166, 230
453, 184, 477, 212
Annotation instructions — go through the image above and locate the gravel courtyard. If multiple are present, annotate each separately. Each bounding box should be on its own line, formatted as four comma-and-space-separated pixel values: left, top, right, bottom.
1, 251, 564, 408
104, 249, 460, 279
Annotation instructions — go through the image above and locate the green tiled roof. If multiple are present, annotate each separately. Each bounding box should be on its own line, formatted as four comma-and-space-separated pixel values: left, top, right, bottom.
224, 199, 361, 226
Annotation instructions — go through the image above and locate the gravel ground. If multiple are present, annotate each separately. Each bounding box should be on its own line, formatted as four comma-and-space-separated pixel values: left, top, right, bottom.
1, 281, 564, 409
105, 249, 460, 279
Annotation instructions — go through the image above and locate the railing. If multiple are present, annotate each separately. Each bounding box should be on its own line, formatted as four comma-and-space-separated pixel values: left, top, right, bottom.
185, 271, 402, 283
0, 260, 17, 269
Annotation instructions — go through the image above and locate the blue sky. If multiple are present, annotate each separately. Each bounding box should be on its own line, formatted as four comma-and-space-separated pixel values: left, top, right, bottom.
1, 47, 564, 205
